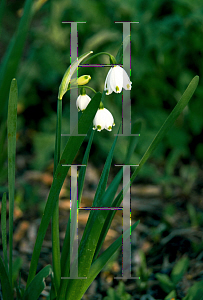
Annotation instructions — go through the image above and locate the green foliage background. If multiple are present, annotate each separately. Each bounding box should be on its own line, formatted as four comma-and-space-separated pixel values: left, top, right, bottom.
1, 0, 202, 185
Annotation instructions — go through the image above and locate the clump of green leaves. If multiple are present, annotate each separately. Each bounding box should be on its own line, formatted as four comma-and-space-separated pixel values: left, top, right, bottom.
104, 281, 131, 300
156, 256, 189, 298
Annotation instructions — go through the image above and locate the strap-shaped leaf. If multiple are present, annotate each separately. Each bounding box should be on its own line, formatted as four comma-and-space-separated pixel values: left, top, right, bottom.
171, 256, 189, 285
23, 265, 53, 300
65, 221, 140, 300
60, 130, 95, 278
26, 92, 101, 287
1, 192, 9, 275
7, 78, 18, 284
92, 167, 123, 261
183, 281, 203, 300
0, 256, 13, 300
0, 0, 33, 118
125, 120, 142, 164
92, 128, 118, 208
93, 121, 141, 261
131, 75, 199, 183
58, 130, 119, 299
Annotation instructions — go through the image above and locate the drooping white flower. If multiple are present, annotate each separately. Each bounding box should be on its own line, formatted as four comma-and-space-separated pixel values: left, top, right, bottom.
76, 88, 91, 111
93, 107, 115, 131
104, 66, 132, 95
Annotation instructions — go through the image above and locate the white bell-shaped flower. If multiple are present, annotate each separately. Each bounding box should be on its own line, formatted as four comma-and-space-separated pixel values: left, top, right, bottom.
104, 66, 132, 95
76, 88, 91, 111
93, 107, 115, 131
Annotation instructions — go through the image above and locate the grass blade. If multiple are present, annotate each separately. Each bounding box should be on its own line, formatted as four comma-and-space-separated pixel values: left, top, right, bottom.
0, 0, 33, 119
58, 130, 95, 299
23, 265, 53, 300
92, 168, 123, 261
93, 121, 141, 261
0, 256, 13, 300
131, 75, 199, 183
60, 130, 95, 277
26, 92, 101, 287
93, 75, 199, 270
12, 257, 23, 287
92, 127, 119, 207
78, 130, 95, 204
125, 120, 141, 164
59, 134, 119, 299
65, 221, 140, 300
1, 192, 9, 275
7, 78, 18, 284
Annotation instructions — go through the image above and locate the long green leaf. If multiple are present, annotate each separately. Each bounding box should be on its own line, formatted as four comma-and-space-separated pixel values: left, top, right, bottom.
0, 0, 33, 119
78, 130, 95, 204
102, 76, 199, 229
92, 168, 123, 261
0, 256, 13, 300
58, 131, 95, 300
171, 256, 189, 285
131, 75, 199, 183
183, 281, 203, 300
125, 120, 141, 164
61, 75, 198, 300
92, 128, 118, 207
1, 192, 9, 275
7, 78, 18, 284
93, 122, 141, 261
59, 134, 120, 299
58, 129, 118, 299
65, 221, 140, 300
26, 92, 101, 287
60, 130, 95, 278
23, 265, 52, 300
12, 257, 23, 287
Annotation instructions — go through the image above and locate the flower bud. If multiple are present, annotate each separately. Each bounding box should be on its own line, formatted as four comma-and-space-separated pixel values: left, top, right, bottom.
76, 88, 91, 112
58, 51, 93, 100
77, 75, 91, 86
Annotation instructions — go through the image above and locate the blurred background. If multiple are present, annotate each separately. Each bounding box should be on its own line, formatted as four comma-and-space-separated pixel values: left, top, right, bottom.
1, 0, 203, 186
0, 0, 203, 298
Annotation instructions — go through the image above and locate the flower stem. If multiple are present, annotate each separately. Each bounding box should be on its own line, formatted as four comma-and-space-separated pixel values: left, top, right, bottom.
82, 86, 97, 94
81, 52, 117, 65
52, 98, 62, 293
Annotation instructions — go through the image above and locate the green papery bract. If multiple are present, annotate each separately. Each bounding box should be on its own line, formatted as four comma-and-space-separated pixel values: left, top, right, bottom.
58, 51, 93, 100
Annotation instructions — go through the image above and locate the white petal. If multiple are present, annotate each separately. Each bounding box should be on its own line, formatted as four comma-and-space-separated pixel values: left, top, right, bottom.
93, 109, 106, 131
76, 94, 91, 111
123, 68, 132, 90
104, 68, 113, 95
93, 108, 115, 131
110, 66, 123, 93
